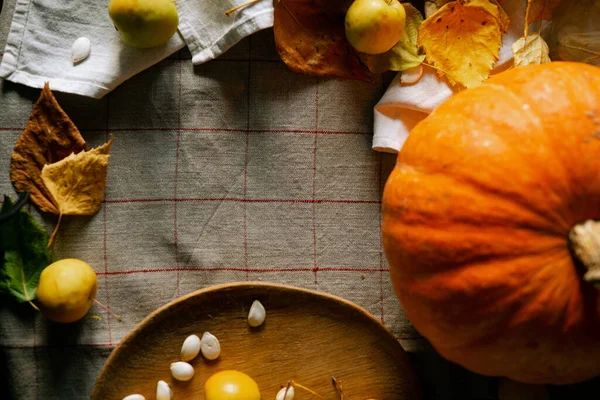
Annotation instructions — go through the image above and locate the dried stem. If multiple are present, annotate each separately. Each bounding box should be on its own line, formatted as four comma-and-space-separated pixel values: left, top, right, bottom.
332, 377, 346, 400
291, 380, 325, 399
225, 0, 263, 16
47, 212, 62, 248
569, 220, 600, 288
94, 298, 122, 321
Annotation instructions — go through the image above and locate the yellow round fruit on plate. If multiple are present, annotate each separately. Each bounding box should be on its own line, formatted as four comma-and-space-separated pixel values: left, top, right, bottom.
36, 258, 98, 323
345, 0, 406, 55
204, 370, 261, 400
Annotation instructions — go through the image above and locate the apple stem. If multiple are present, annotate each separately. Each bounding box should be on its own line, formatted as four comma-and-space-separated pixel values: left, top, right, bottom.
225, 0, 263, 16
93, 298, 122, 321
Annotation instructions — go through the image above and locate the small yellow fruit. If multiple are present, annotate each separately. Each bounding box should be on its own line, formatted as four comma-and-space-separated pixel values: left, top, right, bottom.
345, 0, 406, 55
36, 259, 98, 323
108, 0, 179, 48
205, 370, 261, 400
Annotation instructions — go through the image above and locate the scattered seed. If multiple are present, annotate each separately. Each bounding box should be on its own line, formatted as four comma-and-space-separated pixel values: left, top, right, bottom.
276, 385, 295, 400
122, 395, 145, 400
170, 361, 195, 381
248, 300, 266, 327
181, 334, 201, 361
400, 64, 424, 85
71, 37, 91, 64
156, 380, 173, 400
201, 331, 221, 360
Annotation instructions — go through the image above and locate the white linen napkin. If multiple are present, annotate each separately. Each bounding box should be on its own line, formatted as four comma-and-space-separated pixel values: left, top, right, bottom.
373, 0, 527, 153
0, 0, 273, 98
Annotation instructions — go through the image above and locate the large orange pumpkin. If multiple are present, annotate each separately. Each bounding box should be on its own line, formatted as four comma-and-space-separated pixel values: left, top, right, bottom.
382, 62, 600, 384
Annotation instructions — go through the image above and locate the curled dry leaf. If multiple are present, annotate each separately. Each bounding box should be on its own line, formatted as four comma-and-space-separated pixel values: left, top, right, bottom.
358, 3, 425, 74
547, 0, 600, 66
512, 33, 550, 67
10, 83, 87, 214
41, 137, 114, 217
418, 0, 509, 88
273, 0, 372, 82
525, 0, 566, 25
425, 0, 453, 18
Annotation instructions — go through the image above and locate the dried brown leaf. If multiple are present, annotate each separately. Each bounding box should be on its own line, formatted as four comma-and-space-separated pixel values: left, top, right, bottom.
273, 0, 373, 81
10, 83, 87, 214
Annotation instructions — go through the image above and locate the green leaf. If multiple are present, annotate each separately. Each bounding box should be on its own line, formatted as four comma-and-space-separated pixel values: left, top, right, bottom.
358, 3, 426, 74
0, 196, 51, 303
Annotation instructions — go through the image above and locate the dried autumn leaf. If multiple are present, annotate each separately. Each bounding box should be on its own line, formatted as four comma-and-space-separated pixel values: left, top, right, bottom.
512, 33, 551, 67
273, 0, 372, 81
358, 3, 425, 73
10, 83, 87, 214
425, 0, 452, 17
525, 0, 566, 25
418, 0, 509, 88
41, 137, 114, 217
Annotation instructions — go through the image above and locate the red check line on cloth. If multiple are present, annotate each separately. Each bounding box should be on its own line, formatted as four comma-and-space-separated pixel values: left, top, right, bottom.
96, 266, 390, 275
312, 80, 319, 286
103, 198, 381, 204
1, 127, 370, 135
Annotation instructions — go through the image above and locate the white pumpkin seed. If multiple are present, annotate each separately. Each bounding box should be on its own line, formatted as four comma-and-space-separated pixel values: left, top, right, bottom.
248, 300, 266, 327
71, 37, 91, 64
122, 395, 145, 400
156, 380, 173, 400
170, 361, 195, 381
200, 331, 221, 360
400, 64, 424, 85
180, 334, 201, 361
276, 386, 295, 400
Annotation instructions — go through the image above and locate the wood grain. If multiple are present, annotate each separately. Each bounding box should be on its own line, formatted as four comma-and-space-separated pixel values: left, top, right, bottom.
91, 282, 421, 400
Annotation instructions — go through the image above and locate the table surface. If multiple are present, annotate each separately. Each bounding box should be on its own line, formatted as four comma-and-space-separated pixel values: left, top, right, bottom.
0, 1, 598, 399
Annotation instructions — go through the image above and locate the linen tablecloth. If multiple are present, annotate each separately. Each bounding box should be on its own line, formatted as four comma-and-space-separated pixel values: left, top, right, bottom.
0, 0, 433, 398
3, 1, 598, 398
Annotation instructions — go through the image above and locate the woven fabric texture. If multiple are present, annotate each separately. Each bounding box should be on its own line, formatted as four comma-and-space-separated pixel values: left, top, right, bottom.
0, 4, 426, 398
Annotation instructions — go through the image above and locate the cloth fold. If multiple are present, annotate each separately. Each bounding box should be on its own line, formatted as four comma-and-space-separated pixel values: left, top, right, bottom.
373, 0, 527, 153
0, 0, 274, 98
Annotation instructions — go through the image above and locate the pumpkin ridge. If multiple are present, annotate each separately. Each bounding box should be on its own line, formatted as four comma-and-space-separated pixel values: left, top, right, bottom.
388, 163, 569, 236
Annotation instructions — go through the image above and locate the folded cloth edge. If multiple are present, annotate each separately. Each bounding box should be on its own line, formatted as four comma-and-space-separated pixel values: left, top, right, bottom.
181, 9, 275, 65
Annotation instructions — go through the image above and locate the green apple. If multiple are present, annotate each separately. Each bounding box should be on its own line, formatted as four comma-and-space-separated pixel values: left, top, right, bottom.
345, 0, 406, 55
108, 0, 179, 48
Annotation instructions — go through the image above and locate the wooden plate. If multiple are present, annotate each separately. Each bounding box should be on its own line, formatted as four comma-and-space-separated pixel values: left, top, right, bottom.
91, 282, 421, 399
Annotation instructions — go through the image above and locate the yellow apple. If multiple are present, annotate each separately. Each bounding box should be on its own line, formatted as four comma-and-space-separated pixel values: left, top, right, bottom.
36, 259, 98, 323
345, 0, 407, 55
108, 0, 179, 48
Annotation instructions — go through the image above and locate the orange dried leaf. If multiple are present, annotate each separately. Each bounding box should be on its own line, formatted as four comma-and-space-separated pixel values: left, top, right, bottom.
273, 0, 373, 81
10, 83, 87, 214
418, 0, 509, 88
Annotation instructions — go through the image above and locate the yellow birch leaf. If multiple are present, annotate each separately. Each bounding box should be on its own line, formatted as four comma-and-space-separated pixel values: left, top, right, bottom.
41, 138, 114, 216
469, 0, 510, 32
512, 34, 551, 67
418, 0, 506, 88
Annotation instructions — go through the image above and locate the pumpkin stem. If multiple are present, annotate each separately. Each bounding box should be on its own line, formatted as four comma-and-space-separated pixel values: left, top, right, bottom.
569, 220, 600, 288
